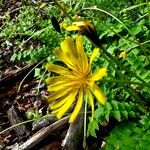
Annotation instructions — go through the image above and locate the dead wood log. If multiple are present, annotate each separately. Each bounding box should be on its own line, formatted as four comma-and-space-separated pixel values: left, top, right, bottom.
0, 63, 35, 99
62, 108, 84, 150
0, 63, 35, 86
16, 116, 69, 150
7, 106, 30, 137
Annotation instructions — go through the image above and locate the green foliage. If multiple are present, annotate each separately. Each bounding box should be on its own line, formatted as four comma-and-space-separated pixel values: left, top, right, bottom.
102, 114, 150, 150
1, 0, 149, 148
10, 46, 52, 62
1, 6, 38, 38
1, 4, 62, 63
66, 1, 150, 145
87, 101, 139, 137
26, 108, 42, 120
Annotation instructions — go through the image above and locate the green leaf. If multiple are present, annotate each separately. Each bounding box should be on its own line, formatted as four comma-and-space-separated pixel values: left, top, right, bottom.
87, 119, 99, 137
111, 101, 119, 110
121, 110, 128, 119
10, 53, 17, 61
124, 103, 130, 111
128, 111, 136, 118
118, 103, 125, 110
105, 110, 110, 122
105, 102, 112, 111
95, 105, 105, 119
113, 111, 121, 121
17, 52, 22, 60
25, 108, 42, 119
104, 119, 150, 149
34, 68, 41, 77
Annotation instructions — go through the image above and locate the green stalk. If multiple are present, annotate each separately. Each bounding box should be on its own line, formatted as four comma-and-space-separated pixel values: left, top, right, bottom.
0, 113, 54, 134
0, 119, 35, 134
18, 58, 46, 92
36, 69, 47, 96
83, 92, 88, 149
147, 0, 150, 21
127, 86, 143, 103
127, 40, 150, 53
120, 2, 149, 13
100, 79, 147, 87
82, 7, 132, 35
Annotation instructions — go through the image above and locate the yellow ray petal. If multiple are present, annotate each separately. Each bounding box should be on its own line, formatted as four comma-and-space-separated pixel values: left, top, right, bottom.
59, 21, 67, 28
47, 83, 67, 92
65, 25, 80, 31
61, 37, 77, 58
91, 68, 107, 81
72, 21, 87, 27
50, 91, 77, 110
56, 90, 78, 119
53, 48, 81, 74
47, 87, 74, 102
61, 21, 94, 34
45, 63, 71, 75
75, 35, 84, 57
86, 88, 94, 121
75, 35, 89, 74
90, 48, 100, 65
50, 98, 68, 110
69, 90, 83, 123
90, 83, 106, 105
45, 76, 69, 84
51, 106, 60, 114
47, 79, 81, 92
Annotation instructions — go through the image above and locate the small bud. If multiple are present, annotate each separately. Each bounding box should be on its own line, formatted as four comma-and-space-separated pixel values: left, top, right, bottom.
119, 51, 127, 59
51, 16, 61, 33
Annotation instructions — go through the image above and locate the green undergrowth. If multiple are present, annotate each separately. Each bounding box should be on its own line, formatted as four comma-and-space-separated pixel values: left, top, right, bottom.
0, 4, 63, 63
0, 0, 149, 149
102, 114, 150, 150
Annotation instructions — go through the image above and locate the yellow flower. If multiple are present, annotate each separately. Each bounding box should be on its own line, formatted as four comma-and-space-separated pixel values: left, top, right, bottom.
60, 21, 94, 32
60, 20, 100, 45
45, 35, 107, 123
119, 51, 127, 59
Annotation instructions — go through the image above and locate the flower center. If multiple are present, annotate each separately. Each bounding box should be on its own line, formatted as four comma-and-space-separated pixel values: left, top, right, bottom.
78, 74, 91, 89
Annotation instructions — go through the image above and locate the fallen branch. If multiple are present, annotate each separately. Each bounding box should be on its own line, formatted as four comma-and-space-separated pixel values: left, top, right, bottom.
0, 63, 36, 99
16, 116, 69, 150
0, 64, 35, 86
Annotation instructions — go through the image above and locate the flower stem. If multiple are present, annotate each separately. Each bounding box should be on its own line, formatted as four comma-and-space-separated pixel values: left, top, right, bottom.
83, 93, 88, 149
36, 69, 47, 96
127, 86, 144, 103
18, 58, 46, 92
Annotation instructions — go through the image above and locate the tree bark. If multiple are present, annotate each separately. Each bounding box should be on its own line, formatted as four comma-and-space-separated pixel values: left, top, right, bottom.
62, 107, 84, 150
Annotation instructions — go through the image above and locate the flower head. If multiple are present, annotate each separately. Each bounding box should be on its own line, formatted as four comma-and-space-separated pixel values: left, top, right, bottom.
45, 35, 107, 123
60, 20, 100, 45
